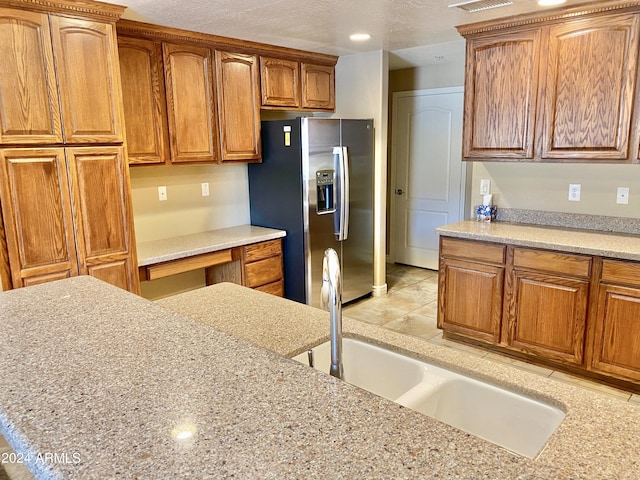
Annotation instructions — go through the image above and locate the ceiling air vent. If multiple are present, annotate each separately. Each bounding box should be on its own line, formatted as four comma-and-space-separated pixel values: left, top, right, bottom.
449, 0, 514, 12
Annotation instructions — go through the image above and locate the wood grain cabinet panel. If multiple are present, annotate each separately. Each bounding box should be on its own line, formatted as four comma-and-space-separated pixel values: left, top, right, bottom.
0, 148, 78, 287
590, 283, 640, 382
118, 37, 169, 165
301, 63, 335, 111
241, 239, 284, 296
215, 51, 261, 162
541, 14, 640, 160
260, 57, 300, 108
462, 30, 540, 160
505, 270, 589, 365
49, 16, 124, 144
66, 147, 139, 293
163, 43, 219, 163
0, 8, 63, 145
438, 257, 504, 344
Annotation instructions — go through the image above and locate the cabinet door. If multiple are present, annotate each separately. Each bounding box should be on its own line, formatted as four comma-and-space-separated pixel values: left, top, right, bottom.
260, 57, 300, 108
163, 43, 219, 163
0, 8, 63, 145
540, 14, 640, 160
462, 30, 540, 160
66, 147, 139, 294
49, 16, 124, 144
118, 37, 169, 165
438, 257, 504, 343
591, 283, 640, 382
215, 51, 261, 162
301, 63, 335, 110
505, 270, 588, 365
0, 148, 78, 287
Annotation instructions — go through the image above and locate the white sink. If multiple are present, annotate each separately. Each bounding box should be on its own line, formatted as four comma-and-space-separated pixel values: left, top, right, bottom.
293, 338, 565, 459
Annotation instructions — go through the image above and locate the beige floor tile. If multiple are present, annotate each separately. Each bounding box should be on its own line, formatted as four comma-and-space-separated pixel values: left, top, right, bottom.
549, 371, 632, 401
411, 300, 438, 317
630, 394, 640, 404
383, 313, 441, 340
344, 300, 408, 325
395, 280, 438, 298
508, 359, 554, 377
376, 289, 434, 312
428, 335, 488, 358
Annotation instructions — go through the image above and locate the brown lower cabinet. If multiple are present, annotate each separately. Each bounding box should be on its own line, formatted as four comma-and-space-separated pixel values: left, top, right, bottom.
439, 236, 640, 391
205, 239, 284, 296
0, 147, 139, 293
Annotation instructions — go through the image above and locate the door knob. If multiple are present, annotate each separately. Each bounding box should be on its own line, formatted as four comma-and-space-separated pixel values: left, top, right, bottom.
396, 189, 404, 195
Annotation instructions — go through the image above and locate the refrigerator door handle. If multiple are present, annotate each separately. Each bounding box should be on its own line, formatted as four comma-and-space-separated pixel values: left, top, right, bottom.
333, 146, 350, 241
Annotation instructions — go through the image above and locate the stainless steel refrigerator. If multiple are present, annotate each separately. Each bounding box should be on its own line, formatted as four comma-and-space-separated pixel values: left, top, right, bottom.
248, 118, 374, 307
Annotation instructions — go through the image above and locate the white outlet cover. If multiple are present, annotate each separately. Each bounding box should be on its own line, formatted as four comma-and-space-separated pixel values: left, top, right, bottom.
480, 179, 491, 195
201, 182, 210, 197
158, 185, 167, 201
617, 187, 630, 205
568, 184, 581, 202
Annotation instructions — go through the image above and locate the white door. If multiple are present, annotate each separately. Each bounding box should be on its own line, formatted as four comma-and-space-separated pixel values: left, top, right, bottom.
391, 87, 466, 270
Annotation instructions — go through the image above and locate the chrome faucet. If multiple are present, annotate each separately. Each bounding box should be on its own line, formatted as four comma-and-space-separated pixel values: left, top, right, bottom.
320, 248, 343, 380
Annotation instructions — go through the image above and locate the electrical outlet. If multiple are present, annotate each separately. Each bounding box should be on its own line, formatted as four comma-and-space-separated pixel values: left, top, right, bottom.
568, 184, 581, 202
158, 185, 167, 201
201, 182, 210, 197
480, 179, 491, 195
616, 186, 630, 205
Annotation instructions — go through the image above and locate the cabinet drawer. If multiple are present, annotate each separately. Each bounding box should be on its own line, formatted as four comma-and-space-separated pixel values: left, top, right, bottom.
440, 237, 505, 264
244, 255, 282, 288
602, 259, 640, 287
513, 248, 591, 278
243, 239, 282, 262
255, 279, 284, 297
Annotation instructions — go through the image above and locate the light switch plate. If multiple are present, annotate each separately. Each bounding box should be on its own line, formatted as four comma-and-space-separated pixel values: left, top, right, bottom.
158, 185, 167, 201
616, 187, 630, 204
480, 179, 491, 195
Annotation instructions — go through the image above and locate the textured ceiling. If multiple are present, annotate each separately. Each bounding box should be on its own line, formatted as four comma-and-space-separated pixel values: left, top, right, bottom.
118, 0, 596, 68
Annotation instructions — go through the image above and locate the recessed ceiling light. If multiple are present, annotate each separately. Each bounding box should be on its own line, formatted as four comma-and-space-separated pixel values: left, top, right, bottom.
350, 33, 371, 42
538, 0, 566, 5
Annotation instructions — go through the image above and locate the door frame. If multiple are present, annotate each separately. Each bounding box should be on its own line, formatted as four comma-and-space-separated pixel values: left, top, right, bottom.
389, 86, 469, 268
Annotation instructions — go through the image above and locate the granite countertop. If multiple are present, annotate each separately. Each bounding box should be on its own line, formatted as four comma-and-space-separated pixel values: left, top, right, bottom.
1, 277, 639, 479
136, 224, 286, 266
437, 220, 640, 261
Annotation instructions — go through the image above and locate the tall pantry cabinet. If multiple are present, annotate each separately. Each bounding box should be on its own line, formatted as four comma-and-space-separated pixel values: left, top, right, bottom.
0, 0, 139, 293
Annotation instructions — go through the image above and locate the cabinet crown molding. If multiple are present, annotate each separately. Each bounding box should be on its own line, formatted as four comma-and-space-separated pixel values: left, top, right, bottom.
456, 0, 640, 37
0, 0, 125, 21
116, 19, 338, 67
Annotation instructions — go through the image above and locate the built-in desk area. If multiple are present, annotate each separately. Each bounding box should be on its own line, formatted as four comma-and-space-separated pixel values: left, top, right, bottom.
136, 225, 286, 296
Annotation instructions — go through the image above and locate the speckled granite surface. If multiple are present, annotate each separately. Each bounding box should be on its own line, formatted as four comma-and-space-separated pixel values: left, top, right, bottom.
1, 277, 639, 479
136, 224, 286, 266
437, 220, 640, 261
497, 208, 640, 235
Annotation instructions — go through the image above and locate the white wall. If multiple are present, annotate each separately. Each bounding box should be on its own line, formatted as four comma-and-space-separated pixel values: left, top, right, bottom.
333, 50, 389, 296
129, 163, 250, 298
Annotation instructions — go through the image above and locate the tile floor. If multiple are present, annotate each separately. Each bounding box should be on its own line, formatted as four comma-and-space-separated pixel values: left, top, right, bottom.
344, 263, 640, 404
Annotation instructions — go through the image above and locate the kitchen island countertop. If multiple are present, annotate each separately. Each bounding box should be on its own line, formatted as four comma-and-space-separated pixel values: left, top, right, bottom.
437, 220, 640, 261
1, 277, 639, 479
136, 224, 286, 267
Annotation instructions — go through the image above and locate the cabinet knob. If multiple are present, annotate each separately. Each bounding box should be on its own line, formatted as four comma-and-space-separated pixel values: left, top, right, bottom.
396, 189, 404, 195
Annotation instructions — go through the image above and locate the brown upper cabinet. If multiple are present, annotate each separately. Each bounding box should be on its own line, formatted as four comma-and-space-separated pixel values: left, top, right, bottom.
457, 1, 640, 163
117, 20, 337, 166
117, 37, 169, 165
260, 58, 336, 111
0, 8, 63, 145
260, 57, 300, 108
163, 43, 219, 164
0, 7, 124, 146
301, 63, 335, 111
540, 14, 640, 161
215, 51, 261, 162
